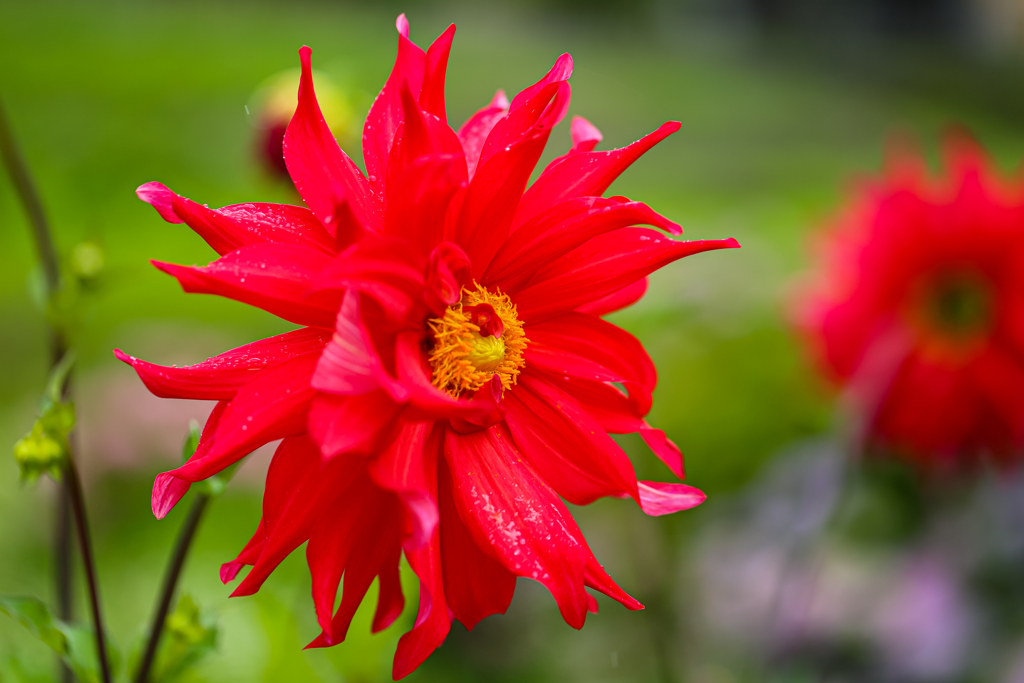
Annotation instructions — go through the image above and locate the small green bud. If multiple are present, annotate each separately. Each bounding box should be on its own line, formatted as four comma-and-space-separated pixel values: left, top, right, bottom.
13, 423, 66, 483
13, 399, 75, 484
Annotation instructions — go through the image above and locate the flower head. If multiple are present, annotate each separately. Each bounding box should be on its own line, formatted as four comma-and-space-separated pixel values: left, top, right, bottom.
797, 133, 1024, 467
119, 16, 736, 678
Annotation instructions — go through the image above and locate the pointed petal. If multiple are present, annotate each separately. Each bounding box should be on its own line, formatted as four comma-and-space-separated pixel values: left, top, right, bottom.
584, 555, 643, 611
382, 84, 467, 254
234, 437, 357, 597
569, 116, 602, 153
515, 229, 740, 323
456, 90, 509, 179
285, 46, 382, 234
220, 519, 266, 583
420, 24, 456, 120
485, 198, 680, 291
504, 373, 639, 506
443, 425, 589, 629
513, 121, 680, 230
115, 327, 330, 400
157, 190, 337, 256
363, 18, 427, 194
454, 55, 573, 277
438, 456, 516, 630
152, 243, 339, 328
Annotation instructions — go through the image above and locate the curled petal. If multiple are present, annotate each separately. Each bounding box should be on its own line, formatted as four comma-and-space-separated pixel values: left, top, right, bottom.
115, 327, 330, 401
425, 241, 471, 314
616, 481, 706, 516
136, 182, 183, 223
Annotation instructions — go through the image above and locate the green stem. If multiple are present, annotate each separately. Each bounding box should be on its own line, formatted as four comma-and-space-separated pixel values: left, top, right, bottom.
134, 493, 211, 683
0, 94, 89, 683
64, 457, 112, 683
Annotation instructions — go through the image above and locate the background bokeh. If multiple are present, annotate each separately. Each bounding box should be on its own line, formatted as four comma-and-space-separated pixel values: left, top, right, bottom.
3, 1, 1024, 681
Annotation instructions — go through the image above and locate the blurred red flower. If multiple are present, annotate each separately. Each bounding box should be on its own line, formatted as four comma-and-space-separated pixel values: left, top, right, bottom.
797, 133, 1024, 467
118, 16, 736, 678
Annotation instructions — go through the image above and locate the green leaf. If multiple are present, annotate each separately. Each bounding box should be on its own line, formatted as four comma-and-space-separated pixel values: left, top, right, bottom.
43, 350, 76, 407
179, 420, 238, 497
0, 595, 120, 683
150, 594, 217, 683
180, 420, 201, 464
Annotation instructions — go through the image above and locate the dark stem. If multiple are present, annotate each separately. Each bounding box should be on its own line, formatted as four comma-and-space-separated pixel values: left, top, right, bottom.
0, 95, 61, 292
135, 493, 210, 683
54, 477, 74, 683
64, 458, 112, 683
0, 93, 77, 683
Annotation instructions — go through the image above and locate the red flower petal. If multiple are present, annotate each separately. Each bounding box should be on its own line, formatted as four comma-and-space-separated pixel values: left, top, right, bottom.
285, 46, 382, 234
513, 121, 680, 230
504, 373, 639, 505
454, 54, 573, 277
136, 182, 183, 223
525, 312, 656, 414
165, 351, 319, 487
456, 90, 509, 179
306, 479, 403, 645
312, 290, 409, 401
369, 420, 440, 551
392, 435, 451, 680
309, 390, 402, 459
618, 481, 706, 516
485, 197, 680, 291
233, 437, 356, 597
438, 456, 516, 630
363, 15, 427, 194
420, 23, 456, 121
153, 243, 339, 328
114, 327, 330, 401
516, 229, 740, 323
443, 424, 590, 630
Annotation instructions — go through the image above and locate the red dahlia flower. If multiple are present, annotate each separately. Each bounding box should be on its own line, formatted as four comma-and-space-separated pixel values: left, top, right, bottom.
798, 134, 1024, 467
118, 16, 738, 678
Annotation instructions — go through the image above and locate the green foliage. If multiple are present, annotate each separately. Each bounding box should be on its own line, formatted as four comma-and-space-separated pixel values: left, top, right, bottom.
149, 594, 217, 683
179, 420, 237, 497
12, 350, 77, 483
0, 595, 120, 683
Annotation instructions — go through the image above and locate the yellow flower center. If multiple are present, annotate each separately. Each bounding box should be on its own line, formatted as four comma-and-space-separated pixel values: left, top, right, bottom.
428, 283, 527, 398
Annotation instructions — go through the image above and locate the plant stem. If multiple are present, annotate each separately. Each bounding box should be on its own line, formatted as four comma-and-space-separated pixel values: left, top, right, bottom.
0, 93, 77, 683
54, 475, 74, 683
64, 457, 112, 683
135, 492, 210, 683
0, 96, 60, 291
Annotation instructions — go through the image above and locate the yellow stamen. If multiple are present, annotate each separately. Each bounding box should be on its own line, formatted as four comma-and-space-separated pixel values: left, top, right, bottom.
428, 283, 527, 397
